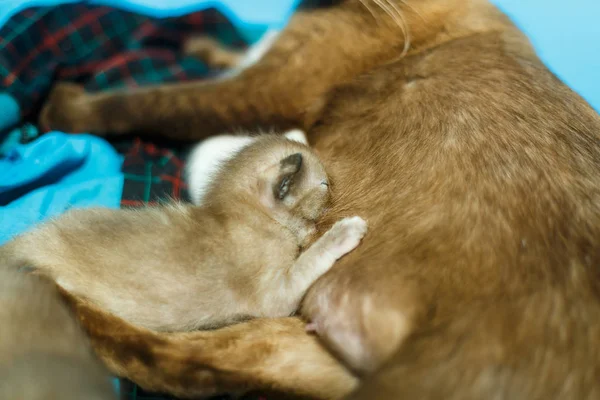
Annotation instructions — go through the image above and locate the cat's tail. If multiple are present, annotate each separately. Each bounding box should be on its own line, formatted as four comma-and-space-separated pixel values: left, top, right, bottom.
58, 287, 358, 399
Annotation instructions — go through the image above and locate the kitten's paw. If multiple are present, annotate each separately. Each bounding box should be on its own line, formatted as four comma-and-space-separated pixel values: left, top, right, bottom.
324, 216, 368, 260
39, 83, 98, 133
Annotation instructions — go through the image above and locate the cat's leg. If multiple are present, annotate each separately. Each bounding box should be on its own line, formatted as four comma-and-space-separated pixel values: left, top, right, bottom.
38, 0, 450, 140
269, 216, 367, 316
58, 288, 358, 400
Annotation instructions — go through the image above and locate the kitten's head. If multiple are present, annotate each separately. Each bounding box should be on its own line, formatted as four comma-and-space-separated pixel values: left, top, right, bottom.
187, 129, 312, 206
257, 141, 330, 222
210, 131, 331, 243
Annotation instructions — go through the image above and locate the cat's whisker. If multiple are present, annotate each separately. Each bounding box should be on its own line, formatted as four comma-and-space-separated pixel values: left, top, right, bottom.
358, 0, 381, 24
398, 0, 426, 23
370, 0, 411, 57
382, 0, 412, 56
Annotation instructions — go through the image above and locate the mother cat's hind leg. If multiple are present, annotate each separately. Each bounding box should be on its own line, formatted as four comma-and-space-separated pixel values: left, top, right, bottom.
58, 288, 358, 399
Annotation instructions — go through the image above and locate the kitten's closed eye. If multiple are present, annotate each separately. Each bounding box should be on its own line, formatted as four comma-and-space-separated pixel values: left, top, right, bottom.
278, 177, 292, 200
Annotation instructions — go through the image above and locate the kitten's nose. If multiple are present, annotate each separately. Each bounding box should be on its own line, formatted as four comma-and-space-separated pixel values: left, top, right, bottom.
321, 180, 329, 187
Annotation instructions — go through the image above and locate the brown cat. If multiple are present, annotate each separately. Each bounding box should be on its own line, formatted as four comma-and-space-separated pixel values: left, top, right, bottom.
35, 0, 600, 399
0, 267, 115, 400
1, 134, 367, 332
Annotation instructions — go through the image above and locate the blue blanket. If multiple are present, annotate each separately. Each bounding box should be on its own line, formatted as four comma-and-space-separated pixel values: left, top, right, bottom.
0, 132, 123, 244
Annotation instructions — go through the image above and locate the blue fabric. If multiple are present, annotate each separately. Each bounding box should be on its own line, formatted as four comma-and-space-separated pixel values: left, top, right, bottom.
0, 132, 124, 245
0, 93, 20, 133
0, 126, 22, 155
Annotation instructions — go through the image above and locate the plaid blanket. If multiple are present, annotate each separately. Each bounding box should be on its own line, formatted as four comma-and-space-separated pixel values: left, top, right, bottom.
0, 2, 250, 208
1, 4, 246, 116
0, 4, 259, 399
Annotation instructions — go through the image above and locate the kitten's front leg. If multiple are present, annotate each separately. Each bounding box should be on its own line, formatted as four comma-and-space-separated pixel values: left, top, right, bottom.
305, 216, 369, 271
274, 216, 368, 316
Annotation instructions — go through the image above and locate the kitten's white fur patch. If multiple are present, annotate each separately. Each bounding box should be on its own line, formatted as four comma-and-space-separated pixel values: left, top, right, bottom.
186, 129, 308, 205
283, 129, 309, 145
186, 135, 255, 205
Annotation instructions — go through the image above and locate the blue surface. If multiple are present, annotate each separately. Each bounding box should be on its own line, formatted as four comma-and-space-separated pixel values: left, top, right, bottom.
492, 0, 600, 112
0, 132, 124, 245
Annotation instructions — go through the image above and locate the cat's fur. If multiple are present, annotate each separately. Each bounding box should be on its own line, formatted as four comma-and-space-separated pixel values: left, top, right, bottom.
1, 135, 367, 332
34, 0, 600, 398
0, 267, 115, 400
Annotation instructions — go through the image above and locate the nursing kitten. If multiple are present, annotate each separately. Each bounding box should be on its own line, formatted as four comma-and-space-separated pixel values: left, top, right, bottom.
1, 134, 367, 332
0, 267, 115, 400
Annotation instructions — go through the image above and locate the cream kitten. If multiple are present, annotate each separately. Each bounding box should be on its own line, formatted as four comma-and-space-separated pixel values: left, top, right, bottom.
1, 134, 367, 332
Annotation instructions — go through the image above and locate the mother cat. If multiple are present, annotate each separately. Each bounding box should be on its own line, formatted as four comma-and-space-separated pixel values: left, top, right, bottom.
39, 0, 600, 398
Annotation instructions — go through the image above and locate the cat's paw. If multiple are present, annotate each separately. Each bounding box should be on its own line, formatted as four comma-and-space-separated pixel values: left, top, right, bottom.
323, 216, 368, 260
39, 83, 98, 133
183, 36, 242, 69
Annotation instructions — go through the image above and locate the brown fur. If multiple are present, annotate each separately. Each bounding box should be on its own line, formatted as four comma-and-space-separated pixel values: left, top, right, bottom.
0, 268, 115, 399
36, 0, 600, 398
58, 288, 358, 399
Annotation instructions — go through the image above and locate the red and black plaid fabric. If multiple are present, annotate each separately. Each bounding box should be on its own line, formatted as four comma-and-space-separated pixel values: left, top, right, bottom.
112, 137, 192, 206
0, 4, 245, 118
0, 4, 249, 207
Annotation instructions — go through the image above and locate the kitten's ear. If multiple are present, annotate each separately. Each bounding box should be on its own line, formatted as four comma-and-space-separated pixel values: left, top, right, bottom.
283, 129, 308, 145
273, 153, 303, 200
